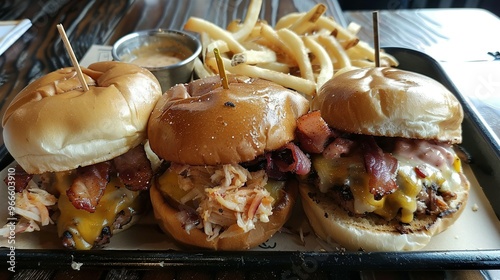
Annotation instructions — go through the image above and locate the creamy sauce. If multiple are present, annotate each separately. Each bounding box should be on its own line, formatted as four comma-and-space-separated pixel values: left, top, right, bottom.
130, 52, 182, 67
124, 42, 191, 68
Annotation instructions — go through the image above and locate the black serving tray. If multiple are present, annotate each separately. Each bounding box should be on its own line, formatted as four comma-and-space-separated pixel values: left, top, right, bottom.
1, 47, 500, 271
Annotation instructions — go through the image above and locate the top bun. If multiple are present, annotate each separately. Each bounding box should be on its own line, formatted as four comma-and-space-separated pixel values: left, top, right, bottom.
148, 75, 309, 165
2, 61, 162, 174
313, 67, 464, 143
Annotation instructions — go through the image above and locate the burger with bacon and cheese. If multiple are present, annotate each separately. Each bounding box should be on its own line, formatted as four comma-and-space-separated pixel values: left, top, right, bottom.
296, 67, 470, 251
2, 61, 162, 249
148, 74, 310, 250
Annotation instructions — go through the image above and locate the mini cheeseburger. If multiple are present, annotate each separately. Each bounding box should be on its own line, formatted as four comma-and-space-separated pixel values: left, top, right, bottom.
148, 74, 310, 250
296, 67, 470, 251
2, 61, 162, 249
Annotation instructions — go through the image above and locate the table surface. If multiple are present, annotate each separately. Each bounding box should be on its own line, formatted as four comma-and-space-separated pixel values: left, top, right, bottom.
1, 1, 500, 279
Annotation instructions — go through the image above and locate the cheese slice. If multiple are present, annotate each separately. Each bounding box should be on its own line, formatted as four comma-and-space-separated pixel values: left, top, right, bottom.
313, 140, 464, 223
52, 171, 141, 250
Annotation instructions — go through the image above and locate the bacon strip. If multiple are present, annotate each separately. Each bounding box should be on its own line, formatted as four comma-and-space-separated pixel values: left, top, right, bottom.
295, 110, 332, 153
361, 136, 398, 199
4, 165, 33, 192
323, 137, 355, 159
113, 145, 153, 191
66, 161, 111, 213
269, 142, 311, 177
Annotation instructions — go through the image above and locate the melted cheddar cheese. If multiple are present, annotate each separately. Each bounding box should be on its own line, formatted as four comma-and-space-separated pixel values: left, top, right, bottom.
313, 140, 464, 223
52, 171, 140, 250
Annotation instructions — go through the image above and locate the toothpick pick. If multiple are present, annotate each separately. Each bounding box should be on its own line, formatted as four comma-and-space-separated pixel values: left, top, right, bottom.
213, 48, 229, 89
372, 11, 380, 67
56, 24, 89, 92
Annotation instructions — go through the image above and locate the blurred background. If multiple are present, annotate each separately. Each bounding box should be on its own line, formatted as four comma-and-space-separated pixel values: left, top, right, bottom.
338, 0, 500, 17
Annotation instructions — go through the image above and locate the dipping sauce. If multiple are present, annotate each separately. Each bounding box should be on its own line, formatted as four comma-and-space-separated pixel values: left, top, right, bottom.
123, 41, 192, 68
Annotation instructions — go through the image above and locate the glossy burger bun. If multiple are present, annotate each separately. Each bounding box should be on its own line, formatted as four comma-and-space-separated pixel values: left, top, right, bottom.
2, 61, 162, 174
312, 67, 464, 144
148, 74, 310, 165
300, 181, 468, 251
150, 179, 298, 250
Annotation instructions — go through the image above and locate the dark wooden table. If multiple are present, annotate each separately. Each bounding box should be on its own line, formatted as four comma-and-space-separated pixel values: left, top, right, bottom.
1, 1, 499, 279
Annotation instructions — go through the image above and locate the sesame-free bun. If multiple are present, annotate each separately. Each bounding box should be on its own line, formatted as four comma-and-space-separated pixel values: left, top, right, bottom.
150, 177, 298, 250
2, 61, 162, 174
299, 179, 469, 251
313, 67, 464, 143
147, 74, 309, 165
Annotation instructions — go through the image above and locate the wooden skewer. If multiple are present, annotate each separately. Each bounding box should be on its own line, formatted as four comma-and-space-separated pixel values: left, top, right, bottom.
213, 48, 229, 89
372, 11, 381, 67
56, 24, 89, 92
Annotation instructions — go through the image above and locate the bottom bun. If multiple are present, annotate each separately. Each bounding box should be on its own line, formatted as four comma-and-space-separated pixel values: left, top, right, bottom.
150, 178, 298, 250
299, 182, 468, 251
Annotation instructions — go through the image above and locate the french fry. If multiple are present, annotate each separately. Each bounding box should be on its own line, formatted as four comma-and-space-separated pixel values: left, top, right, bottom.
288, 4, 327, 34
256, 61, 290, 73
317, 34, 352, 69
259, 24, 297, 66
380, 55, 399, 67
334, 65, 360, 77
347, 41, 399, 67
184, 17, 246, 53
347, 22, 361, 35
275, 12, 301, 30
350, 59, 376, 68
314, 17, 360, 50
340, 37, 360, 50
232, 0, 263, 42
276, 13, 360, 50
200, 32, 210, 63
193, 57, 214, 79
219, 57, 316, 97
205, 56, 218, 74
347, 41, 375, 60
227, 19, 242, 32
231, 49, 277, 66
228, 18, 267, 40
247, 20, 266, 40
206, 40, 230, 55
277, 28, 314, 82
241, 40, 271, 52
303, 36, 333, 92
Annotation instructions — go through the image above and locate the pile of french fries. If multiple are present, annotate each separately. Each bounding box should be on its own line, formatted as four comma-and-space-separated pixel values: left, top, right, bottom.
184, 0, 398, 98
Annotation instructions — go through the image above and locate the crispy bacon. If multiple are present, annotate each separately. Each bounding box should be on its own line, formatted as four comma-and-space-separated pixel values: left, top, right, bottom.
295, 110, 332, 153
270, 142, 311, 176
265, 153, 287, 180
113, 145, 153, 191
323, 137, 355, 159
361, 136, 398, 199
66, 161, 112, 213
4, 165, 33, 192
